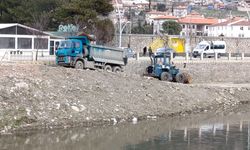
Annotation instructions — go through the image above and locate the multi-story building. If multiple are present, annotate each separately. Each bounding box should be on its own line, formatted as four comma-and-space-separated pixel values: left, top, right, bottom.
145, 11, 168, 24
208, 17, 250, 37
178, 13, 218, 36
173, 6, 188, 18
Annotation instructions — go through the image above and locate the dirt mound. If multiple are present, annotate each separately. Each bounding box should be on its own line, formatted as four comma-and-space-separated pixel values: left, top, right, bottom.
0, 62, 249, 133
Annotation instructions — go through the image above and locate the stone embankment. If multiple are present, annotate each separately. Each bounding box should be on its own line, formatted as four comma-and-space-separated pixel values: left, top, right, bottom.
0, 61, 249, 134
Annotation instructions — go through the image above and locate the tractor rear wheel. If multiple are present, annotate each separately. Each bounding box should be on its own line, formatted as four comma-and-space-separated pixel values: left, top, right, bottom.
176, 72, 192, 84
160, 72, 172, 81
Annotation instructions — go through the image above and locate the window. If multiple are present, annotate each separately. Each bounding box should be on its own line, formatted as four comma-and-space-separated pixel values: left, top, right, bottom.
0, 37, 15, 49
18, 38, 32, 49
206, 26, 208, 29
238, 34, 244, 37
75, 42, 80, 48
34, 38, 48, 49
50, 41, 55, 55
240, 26, 243, 30
182, 25, 185, 28
192, 25, 195, 29
213, 45, 225, 49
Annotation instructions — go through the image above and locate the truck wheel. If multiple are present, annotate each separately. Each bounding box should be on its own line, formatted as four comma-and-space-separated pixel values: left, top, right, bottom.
176, 72, 192, 84
160, 72, 172, 81
75, 60, 84, 69
113, 66, 122, 73
104, 65, 112, 72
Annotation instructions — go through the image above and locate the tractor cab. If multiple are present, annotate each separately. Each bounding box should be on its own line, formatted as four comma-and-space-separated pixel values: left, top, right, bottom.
152, 52, 178, 78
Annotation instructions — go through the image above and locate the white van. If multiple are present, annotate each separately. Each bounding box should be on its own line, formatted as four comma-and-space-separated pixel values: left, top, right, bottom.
192, 41, 226, 58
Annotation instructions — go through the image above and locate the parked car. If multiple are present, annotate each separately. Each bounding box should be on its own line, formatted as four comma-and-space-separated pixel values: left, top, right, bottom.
122, 47, 136, 58
155, 47, 176, 58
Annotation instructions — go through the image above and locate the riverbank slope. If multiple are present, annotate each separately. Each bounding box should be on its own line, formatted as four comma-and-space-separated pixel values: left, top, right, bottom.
0, 62, 249, 133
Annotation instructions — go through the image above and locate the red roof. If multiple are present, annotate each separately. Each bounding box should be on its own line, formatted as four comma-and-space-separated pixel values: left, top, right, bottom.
178, 17, 218, 24
211, 17, 242, 26
232, 20, 250, 26
152, 15, 177, 20
211, 17, 248, 26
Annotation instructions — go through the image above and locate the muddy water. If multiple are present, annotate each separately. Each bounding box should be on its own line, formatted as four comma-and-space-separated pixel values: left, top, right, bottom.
1, 105, 250, 150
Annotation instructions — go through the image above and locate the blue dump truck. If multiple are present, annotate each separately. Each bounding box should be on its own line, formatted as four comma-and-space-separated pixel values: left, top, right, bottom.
56, 36, 128, 72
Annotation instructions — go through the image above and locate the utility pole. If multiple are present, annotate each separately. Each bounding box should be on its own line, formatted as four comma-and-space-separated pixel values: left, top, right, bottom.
149, 0, 152, 11
115, 0, 122, 47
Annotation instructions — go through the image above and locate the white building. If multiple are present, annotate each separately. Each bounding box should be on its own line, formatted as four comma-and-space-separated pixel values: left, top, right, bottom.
173, 6, 188, 18
151, 15, 178, 34
0, 23, 62, 61
145, 11, 168, 24
208, 17, 250, 37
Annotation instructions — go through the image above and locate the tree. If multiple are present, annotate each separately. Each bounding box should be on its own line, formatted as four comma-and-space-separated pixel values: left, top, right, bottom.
94, 19, 115, 44
162, 21, 182, 35
157, 4, 166, 12
0, 0, 116, 43
131, 24, 153, 34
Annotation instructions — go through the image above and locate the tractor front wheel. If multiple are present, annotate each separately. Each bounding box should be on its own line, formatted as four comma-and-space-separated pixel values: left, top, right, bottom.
176, 72, 192, 84
146, 66, 153, 74
160, 72, 172, 81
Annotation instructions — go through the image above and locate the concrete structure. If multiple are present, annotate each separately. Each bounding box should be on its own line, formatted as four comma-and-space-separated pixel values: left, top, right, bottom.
111, 34, 250, 54
208, 17, 250, 38
178, 13, 218, 36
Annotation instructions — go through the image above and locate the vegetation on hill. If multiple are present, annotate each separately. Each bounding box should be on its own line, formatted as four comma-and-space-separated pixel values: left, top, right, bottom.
0, 0, 114, 43
193, 7, 248, 19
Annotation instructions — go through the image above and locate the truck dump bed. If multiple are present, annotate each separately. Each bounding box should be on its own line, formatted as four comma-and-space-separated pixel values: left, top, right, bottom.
89, 45, 127, 66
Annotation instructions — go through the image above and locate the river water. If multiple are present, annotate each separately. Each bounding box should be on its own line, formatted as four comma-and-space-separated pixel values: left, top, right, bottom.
1, 105, 250, 150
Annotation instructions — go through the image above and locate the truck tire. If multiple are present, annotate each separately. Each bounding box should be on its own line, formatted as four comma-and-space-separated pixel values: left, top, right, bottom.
113, 66, 122, 73
75, 60, 84, 69
160, 72, 172, 81
176, 72, 192, 84
104, 65, 112, 72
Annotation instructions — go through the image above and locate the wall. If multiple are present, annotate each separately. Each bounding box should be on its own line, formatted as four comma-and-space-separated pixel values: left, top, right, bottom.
111, 34, 250, 53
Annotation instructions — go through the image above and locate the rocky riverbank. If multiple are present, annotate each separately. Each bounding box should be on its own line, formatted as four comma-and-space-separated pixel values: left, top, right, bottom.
0, 62, 249, 134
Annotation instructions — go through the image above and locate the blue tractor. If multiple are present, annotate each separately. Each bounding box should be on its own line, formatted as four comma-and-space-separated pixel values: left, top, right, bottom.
145, 51, 191, 84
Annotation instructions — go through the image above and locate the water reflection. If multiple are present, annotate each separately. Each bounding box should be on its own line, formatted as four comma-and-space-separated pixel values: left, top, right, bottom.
125, 123, 249, 150
1, 106, 250, 150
